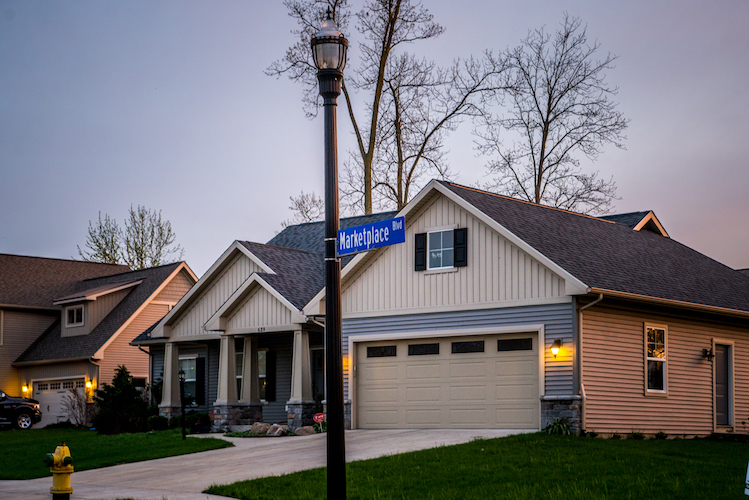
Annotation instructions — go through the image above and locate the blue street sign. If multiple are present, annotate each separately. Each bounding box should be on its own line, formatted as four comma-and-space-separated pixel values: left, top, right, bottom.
338, 216, 405, 256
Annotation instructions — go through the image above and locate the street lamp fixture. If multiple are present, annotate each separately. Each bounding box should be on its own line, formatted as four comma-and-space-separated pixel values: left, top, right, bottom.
178, 368, 186, 440
311, 8, 348, 499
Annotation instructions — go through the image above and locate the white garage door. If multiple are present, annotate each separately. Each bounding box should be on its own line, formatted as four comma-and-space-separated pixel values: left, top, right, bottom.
34, 379, 85, 428
355, 333, 539, 429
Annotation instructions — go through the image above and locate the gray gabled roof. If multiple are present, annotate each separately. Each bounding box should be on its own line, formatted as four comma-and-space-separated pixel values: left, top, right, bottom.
599, 211, 652, 229
441, 181, 749, 314
15, 263, 183, 364
0, 254, 130, 309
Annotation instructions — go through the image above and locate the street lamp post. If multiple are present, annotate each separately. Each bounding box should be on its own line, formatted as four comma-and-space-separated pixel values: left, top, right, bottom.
178, 368, 186, 441
311, 10, 348, 499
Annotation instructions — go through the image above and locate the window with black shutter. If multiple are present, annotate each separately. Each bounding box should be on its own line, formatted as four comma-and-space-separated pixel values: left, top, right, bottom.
415, 228, 467, 271
415, 233, 427, 271
195, 357, 206, 405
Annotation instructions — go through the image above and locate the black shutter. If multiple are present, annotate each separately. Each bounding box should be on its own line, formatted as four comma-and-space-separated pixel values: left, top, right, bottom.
454, 227, 468, 267
266, 350, 276, 402
196, 357, 206, 405
415, 233, 427, 271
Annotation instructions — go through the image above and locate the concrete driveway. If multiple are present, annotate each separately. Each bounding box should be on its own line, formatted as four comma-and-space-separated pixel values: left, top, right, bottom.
0, 429, 531, 500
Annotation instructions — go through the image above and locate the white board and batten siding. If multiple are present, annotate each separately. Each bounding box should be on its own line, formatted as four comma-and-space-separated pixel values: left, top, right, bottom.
582, 307, 749, 435
171, 253, 265, 338
342, 194, 567, 317
226, 287, 295, 331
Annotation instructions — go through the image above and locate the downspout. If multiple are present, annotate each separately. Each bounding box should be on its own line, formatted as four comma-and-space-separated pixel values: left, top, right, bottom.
578, 293, 603, 432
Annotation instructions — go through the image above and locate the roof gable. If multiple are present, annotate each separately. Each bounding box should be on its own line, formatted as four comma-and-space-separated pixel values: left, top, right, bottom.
14, 262, 193, 364
440, 181, 749, 314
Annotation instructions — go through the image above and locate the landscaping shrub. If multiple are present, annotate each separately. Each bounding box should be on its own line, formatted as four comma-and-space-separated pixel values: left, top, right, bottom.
92, 365, 151, 434
611, 433, 622, 439
169, 415, 182, 429
655, 431, 668, 440
542, 417, 571, 435
628, 431, 645, 440
314, 420, 327, 433
147, 415, 169, 431
44, 420, 81, 430
185, 411, 211, 433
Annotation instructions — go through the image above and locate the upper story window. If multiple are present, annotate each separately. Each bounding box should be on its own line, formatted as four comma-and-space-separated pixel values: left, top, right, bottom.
415, 228, 468, 271
66, 305, 84, 327
645, 325, 667, 394
429, 230, 454, 269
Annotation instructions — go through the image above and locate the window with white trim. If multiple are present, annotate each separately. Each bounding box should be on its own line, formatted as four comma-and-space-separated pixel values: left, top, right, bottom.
66, 305, 84, 327
428, 230, 454, 269
645, 325, 667, 393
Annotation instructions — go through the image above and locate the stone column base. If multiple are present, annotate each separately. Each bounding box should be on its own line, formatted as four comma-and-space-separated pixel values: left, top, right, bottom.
212, 402, 263, 432
286, 401, 318, 431
158, 404, 182, 418
541, 395, 582, 435
322, 400, 352, 430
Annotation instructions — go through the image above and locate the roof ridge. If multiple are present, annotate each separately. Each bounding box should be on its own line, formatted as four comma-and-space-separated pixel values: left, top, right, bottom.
441, 181, 616, 224
0, 253, 130, 267
241, 241, 321, 257
78, 261, 181, 282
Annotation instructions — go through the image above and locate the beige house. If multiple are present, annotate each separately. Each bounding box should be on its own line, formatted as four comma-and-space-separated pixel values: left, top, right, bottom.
0, 254, 195, 427
137, 180, 749, 435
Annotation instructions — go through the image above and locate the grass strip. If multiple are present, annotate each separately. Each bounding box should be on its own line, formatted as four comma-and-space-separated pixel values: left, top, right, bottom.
1, 428, 232, 480
206, 433, 749, 500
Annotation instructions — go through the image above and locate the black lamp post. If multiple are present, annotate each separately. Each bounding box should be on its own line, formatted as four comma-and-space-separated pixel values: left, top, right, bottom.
311, 9, 348, 499
178, 368, 186, 440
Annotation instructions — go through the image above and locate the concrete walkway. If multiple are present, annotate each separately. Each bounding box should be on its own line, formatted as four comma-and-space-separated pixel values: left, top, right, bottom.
0, 429, 531, 500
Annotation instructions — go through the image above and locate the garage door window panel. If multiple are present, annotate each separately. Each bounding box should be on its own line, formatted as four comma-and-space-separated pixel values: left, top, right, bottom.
367, 345, 397, 358
408, 343, 439, 356
452, 340, 485, 354
498, 338, 533, 351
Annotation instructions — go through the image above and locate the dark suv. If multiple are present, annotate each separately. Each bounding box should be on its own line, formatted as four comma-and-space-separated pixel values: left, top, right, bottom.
0, 391, 43, 429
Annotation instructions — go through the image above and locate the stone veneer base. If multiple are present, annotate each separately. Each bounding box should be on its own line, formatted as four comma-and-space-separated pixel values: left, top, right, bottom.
211, 402, 263, 432
540, 396, 582, 435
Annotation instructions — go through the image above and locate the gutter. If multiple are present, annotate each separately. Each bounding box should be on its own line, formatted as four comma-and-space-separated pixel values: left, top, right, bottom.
578, 292, 603, 433
588, 287, 749, 320
12, 356, 94, 367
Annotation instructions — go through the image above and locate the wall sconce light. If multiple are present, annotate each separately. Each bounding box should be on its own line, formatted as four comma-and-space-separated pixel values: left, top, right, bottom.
702, 348, 714, 362
21, 385, 28, 394
85, 380, 92, 389
551, 339, 562, 358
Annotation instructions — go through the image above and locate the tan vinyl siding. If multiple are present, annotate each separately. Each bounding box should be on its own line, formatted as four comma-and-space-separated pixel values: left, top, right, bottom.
582, 306, 749, 435
226, 287, 294, 330
342, 194, 566, 315
171, 254, 262, 337
155, 269, 195, 303
0, 310, 58, 394
99, 303, 170, 384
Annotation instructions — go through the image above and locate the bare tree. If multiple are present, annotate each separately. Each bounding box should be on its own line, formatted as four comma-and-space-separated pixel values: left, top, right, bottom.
124, 205, 184, 269
281, 191, 325, 228
476, 14, 628, 215
78, 212, 122, 264
61, 388, 95, 427
78, 206, 183, 269
269, 0, 503, 214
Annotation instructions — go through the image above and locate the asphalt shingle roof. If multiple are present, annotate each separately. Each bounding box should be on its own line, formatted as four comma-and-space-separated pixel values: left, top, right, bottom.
0, 254, 129, 308
16, 263, 183, 363
599, 211, 652, 229
440, 181, 749, 313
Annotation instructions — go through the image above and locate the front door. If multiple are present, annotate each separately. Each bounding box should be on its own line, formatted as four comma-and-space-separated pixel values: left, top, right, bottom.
715, 344, 731, 426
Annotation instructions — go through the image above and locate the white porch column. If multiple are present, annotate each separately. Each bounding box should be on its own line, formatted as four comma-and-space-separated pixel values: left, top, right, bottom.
239, 336, 261, 403
161, 342, 180, 406
289, 329, 312, 402
216, 335, 237, 403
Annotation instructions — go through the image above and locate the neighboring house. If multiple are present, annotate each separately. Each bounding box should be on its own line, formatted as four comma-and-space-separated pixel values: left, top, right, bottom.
136, 180, 749, 436
0, 254, 196, 427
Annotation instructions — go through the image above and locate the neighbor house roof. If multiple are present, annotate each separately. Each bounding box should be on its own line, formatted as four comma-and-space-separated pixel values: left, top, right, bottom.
0, 254, 129, 309
15, 262, 185, 364
440, 181, 749, 314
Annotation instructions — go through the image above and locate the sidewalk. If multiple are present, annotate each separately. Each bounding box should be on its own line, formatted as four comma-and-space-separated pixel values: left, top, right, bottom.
0, 429, 530, 499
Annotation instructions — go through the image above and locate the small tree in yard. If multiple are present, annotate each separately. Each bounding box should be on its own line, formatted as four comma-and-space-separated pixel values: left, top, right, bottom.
61, 388, 96, 427
92, 365, 150, 434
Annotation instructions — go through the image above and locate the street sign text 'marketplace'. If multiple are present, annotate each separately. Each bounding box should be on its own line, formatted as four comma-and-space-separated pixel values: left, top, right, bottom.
338, 216, 405, 256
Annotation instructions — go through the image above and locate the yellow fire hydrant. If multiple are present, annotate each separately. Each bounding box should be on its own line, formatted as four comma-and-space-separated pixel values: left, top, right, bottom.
42, 442, 73, 500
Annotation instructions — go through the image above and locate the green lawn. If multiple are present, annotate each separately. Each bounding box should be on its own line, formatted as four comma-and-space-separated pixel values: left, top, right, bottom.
206, 433, 749, 500
1, 428, 232, 480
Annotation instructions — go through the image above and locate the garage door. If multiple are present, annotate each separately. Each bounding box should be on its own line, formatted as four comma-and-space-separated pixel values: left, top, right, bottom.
355, 333, 539, 429
34, 379, 85, 428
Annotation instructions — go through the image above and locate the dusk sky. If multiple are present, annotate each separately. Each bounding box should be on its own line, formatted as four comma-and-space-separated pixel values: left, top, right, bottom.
1, 1, 747, 277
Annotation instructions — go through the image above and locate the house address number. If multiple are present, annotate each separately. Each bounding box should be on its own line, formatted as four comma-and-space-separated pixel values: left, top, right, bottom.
257, 327, 266, 333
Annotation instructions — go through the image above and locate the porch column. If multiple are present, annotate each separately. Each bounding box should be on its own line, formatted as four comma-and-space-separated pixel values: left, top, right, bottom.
240, 336, 260, 403
216, 335, 237, 403
160, 342, 181, 406
289, 329, 312, 402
